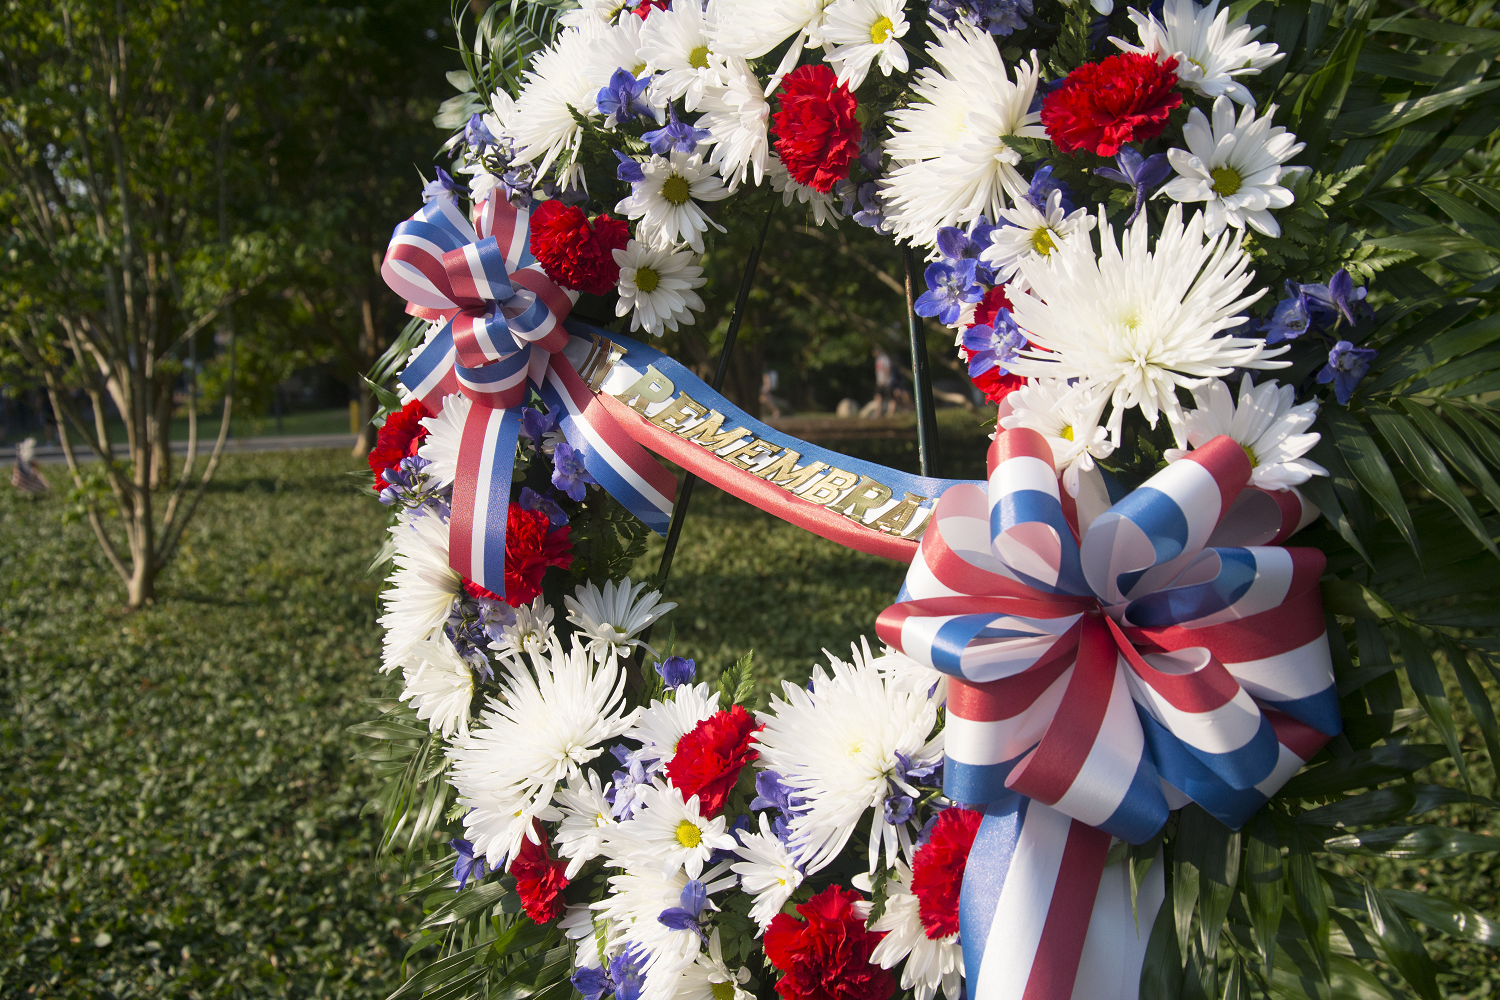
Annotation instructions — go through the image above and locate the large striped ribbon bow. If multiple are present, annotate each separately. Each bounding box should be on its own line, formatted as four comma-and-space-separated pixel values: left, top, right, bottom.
382, 195, 675, 596
876, 428, 1342, 1000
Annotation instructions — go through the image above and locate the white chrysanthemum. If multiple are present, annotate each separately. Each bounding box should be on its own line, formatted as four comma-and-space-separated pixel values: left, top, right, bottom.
614, 240, 709, 336
712, 0, 830, 59
561, 903, 605, 968
606, 784, 737, 877
730, 815, 805, 931
416, 392, 468, 488
592, 863, 735, 994
999, 378, 1116, 498
767, 155, 844, 227
561, 0, 628, 28
398, 638, 475, 738
450, 638, 639, 865
626, 682, 722, 764
695, 57, 770, 189
1006, 203, 1283, 441
674, 930, 753, 1000
1113, 0, 1282, 106
823, 0, 909, 90
1164, 374, 1328, 490
870, 640, 947, 704
379, 513, 460, 671
508, 25, 602, 189
490, 595, 557, 664
640, 0, 725, 111
586, 14, 666, 120
864, 862, 963, 1000
1159, 97, 1305, 238
981, 189, 1097, 284
556, 771, 618, 878
880, 27, 1044, 246
754, 644, 943, 874
616, 150, 731, 252
565, 577, 678, 662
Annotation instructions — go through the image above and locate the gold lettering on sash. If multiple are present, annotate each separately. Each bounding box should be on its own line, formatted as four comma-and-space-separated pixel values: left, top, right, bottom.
872, 492, 928, 535
647, 392, 709, 432
678, 410, 752, 452
720, 438, 778, 469
796, 468, 860, 505
579, 334, 624, 392
825, 476, 893, 522
614, 365, 675, 414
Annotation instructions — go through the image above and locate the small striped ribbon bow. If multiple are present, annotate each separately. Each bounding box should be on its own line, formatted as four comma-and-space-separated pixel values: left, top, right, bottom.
877, 427, 1342, 1000
382, 195, 674, 596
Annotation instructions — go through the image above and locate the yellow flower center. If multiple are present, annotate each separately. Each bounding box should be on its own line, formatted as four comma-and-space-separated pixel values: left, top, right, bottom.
869, 15, 893, 43
632, 61, 647, 76
848, 740, 865, 756
1031, 227, 1058, 256
635, 265, 660, 293
1210, 166, 1243, 197
711, 983, 737, 1000
1242, 442, 1258, 467
688, 44, 711, 69
662, 173, 692, 206
675, 820, 703, 848
1060, 425, 1075, 442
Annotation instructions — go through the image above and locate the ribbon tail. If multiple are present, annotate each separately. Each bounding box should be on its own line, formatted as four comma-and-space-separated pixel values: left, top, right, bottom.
1069, 847, 1166, 1000
449, 405, 521, 596
542, 359, 676, 535
399, 323, 461, 413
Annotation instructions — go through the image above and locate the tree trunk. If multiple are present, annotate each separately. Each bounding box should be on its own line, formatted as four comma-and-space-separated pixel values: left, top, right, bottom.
350, 293, 379, 458
127, 551, 156, 607
150, 376, 174, 489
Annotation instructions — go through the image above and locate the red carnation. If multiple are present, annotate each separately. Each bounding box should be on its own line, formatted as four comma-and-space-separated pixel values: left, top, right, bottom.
771, 64, 861, 194
629, 0, 669, 18
529, 200, 631, 296
504, 504, 574, 607
509, 822, 569, 924
910, 807, 983, 939
665, 706, 762, 818
766, 885, 893, 1000
965, 286, 1025, 405
367, 398, 431, 491
1041, 53, 1182, 157
972, 284, 1014, 329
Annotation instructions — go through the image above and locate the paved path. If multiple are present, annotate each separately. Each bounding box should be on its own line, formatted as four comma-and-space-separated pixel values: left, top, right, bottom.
2, 433, 358, 464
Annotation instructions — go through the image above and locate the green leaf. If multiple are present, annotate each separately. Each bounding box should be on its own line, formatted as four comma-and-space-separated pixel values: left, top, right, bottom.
1292, 0, 1370, 152
1363, 308, 1492, 395
1141, 890, 1184, 1000
363, 375, 405, 418
348, 719, 431, 741
1279, 744, 1449, 798
1296, 786, 1416, 827
1403, 402, 1500, 515
1334, 77, 1500, 138
1321, 408, 1419, 559
1243, 814, 1283, 981
1424, 187, 1500, 251
1327, 825, 1500, 859
1395, 625, 1469, 785
1286, 835, 1331, 975
1417, 105, 1500, 181
1436, 633, 1500, 770
1367, 403, 1498, 558
1363, 882, 1442, 1000
1385, 889, 1500, 945
1367, 225, 1496, 261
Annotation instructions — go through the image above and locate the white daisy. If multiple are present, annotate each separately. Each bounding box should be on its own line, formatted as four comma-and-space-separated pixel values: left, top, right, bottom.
712, 0, 830, 60
556, 771, 619, 878
560, 903, 606, 968
586, 11, 656, 85
607, 784, 737, 877
415, 392, 468, 488
489, 595, 557, 664
768, 155, 844, 227
625, 682, 723, 765
565, 577, 678, 662
823, 0, 909, 90
398, 638, 476, 738
694, 57, 771, 189
730, 815, 805, 931
378, 513, 460, 672
1164, 374, 1328, 490
880, 27, 1045, 246
1113, 0, 1283, 106
450, 638, 639, 866
753, 645, 943, 874
981, 188, 1097, 284
614, 240, 709, 335
1005, 203, 1284, 442
507, 26, 602, 189
673, 930, 753, 1000
999, 378, 1116, 498
616, 150, 731, 252
864, 862, 963, 1000
592, 863, 736, 993
561, 0, 629, 28
1158, 97, 1305, 238
640, 0, 725, 111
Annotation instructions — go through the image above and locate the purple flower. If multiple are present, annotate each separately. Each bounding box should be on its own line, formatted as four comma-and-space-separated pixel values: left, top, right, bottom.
1025, 166, 1074, 215
519, 486, 568, 528
655, 655, 696, 687
571, 966, 611, 1000
615, 150, 646, 185
379, 455, 452, 521
421, 166, 464, 203
1327, 269, 1370, 327
464, 113, 498, 151
551, 440, 596, 502
929, 0, 1033, 35
962, 309, 1027, 377
597, 68, 653, 128
850, 180, 890, 233
520, 406, 559, 451
657, 880, 710, 944
450, 838, 489, 890
1096, 147, 1170, 225
642, 105, 711, 155
936, 217, 999, 284
609, 947, 650, 1000
1318, 340, 1377, 405
1263, 294, 1311, 345
914, 259, 984, 325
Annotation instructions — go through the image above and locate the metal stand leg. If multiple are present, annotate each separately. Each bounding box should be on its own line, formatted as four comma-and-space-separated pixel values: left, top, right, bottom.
903, 244, 941, 479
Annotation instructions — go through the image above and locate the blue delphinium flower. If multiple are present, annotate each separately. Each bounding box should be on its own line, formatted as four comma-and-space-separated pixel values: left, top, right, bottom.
520, 406, 559, 452
1025, 165, 1074, 214
1318, 340, 1378, 405
464, 113, 498, 152
642, 105, 711, 155
750, 770, 803, 842
962, 308, 1027, 377
519, 486, 568, 528
936, 216, 999, 284
914, 259, 984, 325
1095, 147, 1170, 225
1262, 294, 1311, 345
379, 455, 452, 521
571, 966, 611, 1000
608, 946, 650, 1000
655, 655, 696, 687
884, 751, 941, 826
551, 440, 597, 502
614, 150, 646, 185
929, 0, 1033, 35
657, 880, 711, 944
597, 68, 654, 128
421, 166, 465, 204
606, 746, 659, 820
450, 838, 489, 890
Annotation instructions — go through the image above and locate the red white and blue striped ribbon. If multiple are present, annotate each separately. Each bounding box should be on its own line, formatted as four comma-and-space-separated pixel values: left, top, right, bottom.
382, 195, 676, 595
877, 426, 1340, 1000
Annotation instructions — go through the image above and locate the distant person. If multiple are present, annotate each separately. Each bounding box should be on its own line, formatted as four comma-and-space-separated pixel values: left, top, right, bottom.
12, 438, 49, 494
871, 345, 894, 418
760, 368, 784, 419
